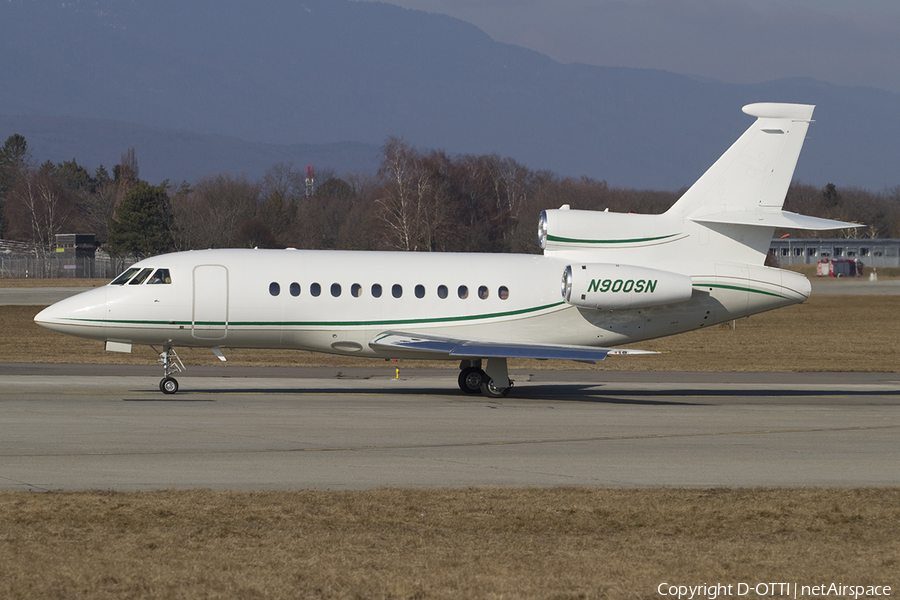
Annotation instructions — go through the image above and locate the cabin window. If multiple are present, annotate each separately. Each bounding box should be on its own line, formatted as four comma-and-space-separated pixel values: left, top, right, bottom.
834, 247, 843, 257
392, 284, 403, 298
499, 286, 509, 300
860, 248, 870, 257
372, 283, 382, 298
149, 269, 171, 284
290, 282, 301, 296
129, 268, 154, 285
415, 284, 425, 299
269, 282, 280, 296
111, 268, 140, 285
478, 285, 489, 299
351, 283, 362, 297
437, 285, 448, 299
458, 285, 468, 299
331, 283, 342, 297
311, 282, 321, 297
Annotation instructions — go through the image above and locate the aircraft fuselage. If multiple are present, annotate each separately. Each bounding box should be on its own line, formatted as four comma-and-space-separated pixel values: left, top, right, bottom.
35, 247, 809, 359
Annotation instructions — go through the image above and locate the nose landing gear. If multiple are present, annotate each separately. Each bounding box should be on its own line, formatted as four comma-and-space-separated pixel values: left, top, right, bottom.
154, 345, 185, 394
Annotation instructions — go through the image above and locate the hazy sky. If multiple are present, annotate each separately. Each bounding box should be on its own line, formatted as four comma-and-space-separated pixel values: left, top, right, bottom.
357, 0, 900, 94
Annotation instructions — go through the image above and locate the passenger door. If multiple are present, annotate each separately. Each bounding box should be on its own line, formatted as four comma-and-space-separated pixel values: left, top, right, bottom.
192, 265, 229, 340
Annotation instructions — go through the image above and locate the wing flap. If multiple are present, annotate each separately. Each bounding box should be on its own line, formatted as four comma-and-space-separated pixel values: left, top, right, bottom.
369, 331, 655, 362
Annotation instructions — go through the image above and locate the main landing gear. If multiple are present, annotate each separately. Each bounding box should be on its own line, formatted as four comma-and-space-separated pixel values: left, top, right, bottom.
154, 345, 185, 394
457, 358, 513, 398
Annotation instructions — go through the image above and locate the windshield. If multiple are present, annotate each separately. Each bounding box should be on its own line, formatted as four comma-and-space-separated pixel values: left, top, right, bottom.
110, 268, 140, 285
129, 268, 154, 285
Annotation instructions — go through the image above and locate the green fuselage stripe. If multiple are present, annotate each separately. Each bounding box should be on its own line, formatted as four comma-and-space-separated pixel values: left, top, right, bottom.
694, 283, 788, 299
60, 301, 568, 328
547, 233, 680, 244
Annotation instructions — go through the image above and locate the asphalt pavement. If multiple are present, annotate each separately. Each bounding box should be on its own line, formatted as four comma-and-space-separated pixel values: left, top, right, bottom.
1, 365, 897, 491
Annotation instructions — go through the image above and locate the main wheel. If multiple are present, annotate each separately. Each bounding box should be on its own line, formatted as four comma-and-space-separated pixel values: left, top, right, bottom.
458, 367, 486, 394
480, 379, 512, 398
160, 376, 179, 395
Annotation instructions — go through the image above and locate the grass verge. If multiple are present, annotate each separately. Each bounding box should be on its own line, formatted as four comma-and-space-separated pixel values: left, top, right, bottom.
1, 488, 898, 600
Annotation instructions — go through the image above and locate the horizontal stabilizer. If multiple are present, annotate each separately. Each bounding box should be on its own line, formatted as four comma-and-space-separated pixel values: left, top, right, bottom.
690, 210, 860, 231
370, 331, 655, 362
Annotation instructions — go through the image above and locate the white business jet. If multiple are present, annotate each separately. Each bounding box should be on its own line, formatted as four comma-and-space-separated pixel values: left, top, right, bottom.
35, 103, 858, 396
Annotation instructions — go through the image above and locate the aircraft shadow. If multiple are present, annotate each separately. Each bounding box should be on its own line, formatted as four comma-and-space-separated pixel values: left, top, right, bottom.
120, 383, 897, 406
122, 384, 703, 406
122, 397, 217, 402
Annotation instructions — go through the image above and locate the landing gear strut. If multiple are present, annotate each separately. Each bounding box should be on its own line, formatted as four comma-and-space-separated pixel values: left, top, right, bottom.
458, 359, 513, 397
154, 345, 184, 395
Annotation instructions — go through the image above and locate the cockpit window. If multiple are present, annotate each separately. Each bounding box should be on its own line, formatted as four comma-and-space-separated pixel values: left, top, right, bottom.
149, 269, 171, 284
129, 268, 154, 285
110, 268, 140, 285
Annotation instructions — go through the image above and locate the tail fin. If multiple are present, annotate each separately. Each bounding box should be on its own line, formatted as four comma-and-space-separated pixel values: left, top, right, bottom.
665, 103, 858, 267
667, 103, 814, 218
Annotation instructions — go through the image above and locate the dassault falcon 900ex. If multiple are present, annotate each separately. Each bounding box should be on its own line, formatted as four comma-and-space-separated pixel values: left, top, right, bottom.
35, 103, 858, 396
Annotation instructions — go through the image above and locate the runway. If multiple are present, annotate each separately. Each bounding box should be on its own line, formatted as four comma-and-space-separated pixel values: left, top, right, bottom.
1, 364, 898, 491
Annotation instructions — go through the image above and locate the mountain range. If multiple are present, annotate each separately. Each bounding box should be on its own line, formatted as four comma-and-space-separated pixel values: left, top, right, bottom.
1, 0, 898, 190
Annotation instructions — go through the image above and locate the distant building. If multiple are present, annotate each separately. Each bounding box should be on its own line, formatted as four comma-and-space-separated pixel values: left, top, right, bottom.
54, 234, 97, 278
769, 238, 900, 268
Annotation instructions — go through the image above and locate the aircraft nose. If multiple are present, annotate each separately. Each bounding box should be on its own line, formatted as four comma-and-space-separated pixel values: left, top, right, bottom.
34, 287, 108, 340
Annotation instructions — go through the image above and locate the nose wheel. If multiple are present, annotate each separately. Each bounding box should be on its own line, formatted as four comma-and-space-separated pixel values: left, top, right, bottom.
160, 376, 179, 394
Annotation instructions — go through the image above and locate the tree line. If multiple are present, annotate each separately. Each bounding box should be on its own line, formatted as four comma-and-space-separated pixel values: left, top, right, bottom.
2, 132, 898, 258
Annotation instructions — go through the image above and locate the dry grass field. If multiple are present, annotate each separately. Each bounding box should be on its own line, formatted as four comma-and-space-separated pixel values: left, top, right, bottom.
1, 488, 898, 600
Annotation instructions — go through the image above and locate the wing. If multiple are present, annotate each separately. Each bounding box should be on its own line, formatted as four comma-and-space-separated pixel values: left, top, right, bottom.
369, 330, 655, 362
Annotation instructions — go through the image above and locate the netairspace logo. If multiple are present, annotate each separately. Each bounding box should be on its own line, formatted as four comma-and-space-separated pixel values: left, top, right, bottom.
657, 582, 892, 599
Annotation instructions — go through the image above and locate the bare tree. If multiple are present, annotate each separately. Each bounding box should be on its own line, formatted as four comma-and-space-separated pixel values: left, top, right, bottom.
4, 163, 77, 249
114, 147, 140, 204
376, 137, 425, 251
77, 166, 118, 243
171, 174, 259, 249
260, 162, 305, 204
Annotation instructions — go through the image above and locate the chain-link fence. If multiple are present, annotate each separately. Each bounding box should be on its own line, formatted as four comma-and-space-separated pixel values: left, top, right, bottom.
0, 248, 134, 280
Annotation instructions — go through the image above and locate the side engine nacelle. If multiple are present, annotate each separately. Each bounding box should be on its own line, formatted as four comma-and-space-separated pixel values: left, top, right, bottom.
562, 263, 693, 310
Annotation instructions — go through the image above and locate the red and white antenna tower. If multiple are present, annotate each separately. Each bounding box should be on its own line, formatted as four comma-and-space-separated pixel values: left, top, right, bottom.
305, 166, 315, 197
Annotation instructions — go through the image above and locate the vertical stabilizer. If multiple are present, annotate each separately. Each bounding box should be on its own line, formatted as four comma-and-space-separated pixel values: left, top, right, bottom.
666, 103, 814, 218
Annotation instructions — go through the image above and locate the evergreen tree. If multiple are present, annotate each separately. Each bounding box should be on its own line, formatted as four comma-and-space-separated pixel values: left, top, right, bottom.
0, 133, 31, 235
0, 133, 29, 173
107, 181, 173, 258
823, 183, 841, 208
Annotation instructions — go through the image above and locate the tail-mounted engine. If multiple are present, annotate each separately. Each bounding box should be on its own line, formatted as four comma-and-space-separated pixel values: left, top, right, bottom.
562, 263, 693, 310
